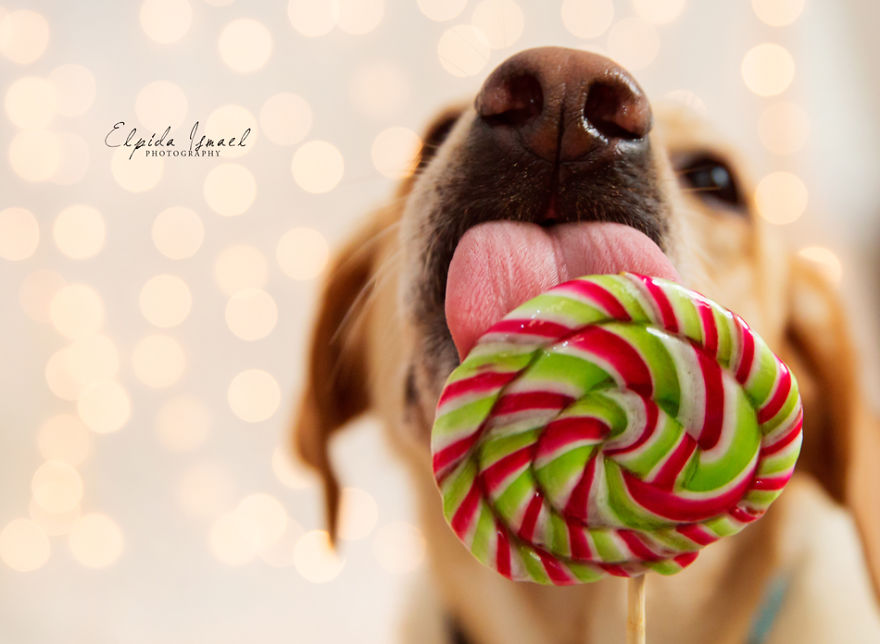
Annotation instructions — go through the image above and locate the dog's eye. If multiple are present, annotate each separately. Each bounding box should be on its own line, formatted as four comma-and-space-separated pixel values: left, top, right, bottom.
678, 155, 744, 211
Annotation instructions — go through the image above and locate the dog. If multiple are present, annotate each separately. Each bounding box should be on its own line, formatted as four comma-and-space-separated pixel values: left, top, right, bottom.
293, 48, 880, 642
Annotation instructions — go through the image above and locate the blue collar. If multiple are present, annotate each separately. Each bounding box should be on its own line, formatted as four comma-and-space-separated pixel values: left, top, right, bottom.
747, 574, 791, 644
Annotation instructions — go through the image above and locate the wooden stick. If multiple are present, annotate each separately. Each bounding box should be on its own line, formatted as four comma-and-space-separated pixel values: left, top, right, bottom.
626, 575, 646, 644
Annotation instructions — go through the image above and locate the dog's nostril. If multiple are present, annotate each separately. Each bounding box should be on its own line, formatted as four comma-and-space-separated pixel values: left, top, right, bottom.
477, 73, 543, 128
583, 80, 651, 141
476, 48, 653, 161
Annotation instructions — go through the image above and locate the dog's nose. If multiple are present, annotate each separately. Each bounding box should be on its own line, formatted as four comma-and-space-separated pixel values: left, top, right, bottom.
475, 47, 652, 161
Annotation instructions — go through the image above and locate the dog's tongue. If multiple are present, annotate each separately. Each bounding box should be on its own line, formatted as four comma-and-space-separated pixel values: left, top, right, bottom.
446, 221, 680, 360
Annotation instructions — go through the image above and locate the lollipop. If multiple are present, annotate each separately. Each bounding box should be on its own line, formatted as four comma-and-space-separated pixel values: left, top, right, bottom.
431, 273, 802, 585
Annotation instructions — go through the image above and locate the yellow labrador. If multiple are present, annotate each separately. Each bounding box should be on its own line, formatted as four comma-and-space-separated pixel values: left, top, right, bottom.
294, 48, 880, 643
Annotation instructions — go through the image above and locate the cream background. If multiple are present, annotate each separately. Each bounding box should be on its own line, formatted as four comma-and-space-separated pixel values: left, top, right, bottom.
0, 1, 877, 642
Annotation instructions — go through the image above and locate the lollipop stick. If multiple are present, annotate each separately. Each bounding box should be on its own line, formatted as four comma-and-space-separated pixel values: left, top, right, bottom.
626, 575, 646, 644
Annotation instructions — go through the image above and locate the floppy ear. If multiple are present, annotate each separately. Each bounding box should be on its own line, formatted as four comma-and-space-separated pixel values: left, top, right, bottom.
292, 105, 467, 541
782, 256, 880, 593
291, 216, 383, 541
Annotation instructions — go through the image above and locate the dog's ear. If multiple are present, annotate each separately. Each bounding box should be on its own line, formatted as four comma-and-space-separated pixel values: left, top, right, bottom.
291, 106, 465, 541
782, 256, 880, 592
291, 216, 383, 542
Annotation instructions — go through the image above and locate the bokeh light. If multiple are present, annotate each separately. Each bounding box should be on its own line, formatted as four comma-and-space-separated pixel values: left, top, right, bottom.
135, 80, 188, 130
0, 518, 50, 572
208, 510, 258, 566
371, 521, 426, 574
336, 0, 384, 35
53, 204, 105, 260
46, 334, 120, 401
50, 132, 91, 185
203, 163, 257, 216
155, 395, 212, 452
20, 269, 66, 323
0, 207, 39, 261
77, 380, 132, 434
152, 207, 205, 259
218, 19, 273, 73
338, 487, 379, 541
349, 62, 409, 119
9, 130, 62, 182
633, 0, 687, 24
371, 126, 421, 179
225, 289, 278, 341
68, 513, 124, 569
606, 18, 660, 71
214, 244, 269, 295
178, 462, 236, 518
271, 447, 315, 489
293, 530, 345, 583
139, 274, 192, 328
37, 414, 93, 466
29, 501, 81, 537
132, 334, 187, 388
287, 0, 337, 37
45, 348, 82, 401
140, 0, 192, 44
0, 10, 50, 65
49, 283, 105, 339
291, 141, 344, 193
741, 43, 795, 97
276, 227, 329, 280
31, 460, 83, 514
44, 348, 84, 401
797, 246, 843, 285
754, 171, 808, 225
259, 518, 305, 568
259, 93, 312, 146
227, 369, 281, 422
471, 0, 524, 50
208, 494, 288, 566
66, 335, 120, 385
49, 64, 96, 117
235, 494, 287, 550
437, 25, 491, 78
4, 76, 57, 129
418, 0, 467, 22
111, 147, 164, 192
560, 0, 614, 39
752, 0, 805, 26
758, 101, 810, 155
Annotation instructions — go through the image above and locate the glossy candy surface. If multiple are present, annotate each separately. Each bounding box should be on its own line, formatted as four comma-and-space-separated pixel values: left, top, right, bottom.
432, 273, 803, 584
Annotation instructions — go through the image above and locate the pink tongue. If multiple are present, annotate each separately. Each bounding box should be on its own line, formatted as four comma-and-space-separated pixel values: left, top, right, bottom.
445, 221, 680, 360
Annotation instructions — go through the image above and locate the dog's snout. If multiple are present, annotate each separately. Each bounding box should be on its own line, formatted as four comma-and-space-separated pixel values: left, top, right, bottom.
475, 47, 652, 161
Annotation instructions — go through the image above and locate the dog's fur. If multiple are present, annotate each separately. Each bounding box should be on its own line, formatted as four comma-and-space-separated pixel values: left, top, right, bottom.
293, 61, 880, 642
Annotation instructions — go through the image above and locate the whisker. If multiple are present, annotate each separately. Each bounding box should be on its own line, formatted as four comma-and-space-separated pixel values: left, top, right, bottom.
330, 243, 405, 349
329, 231, 403, 347
331, 219, 402, 276
330, 247, 406, 383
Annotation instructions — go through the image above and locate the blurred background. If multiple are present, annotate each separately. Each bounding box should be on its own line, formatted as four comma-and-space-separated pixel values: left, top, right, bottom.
0, 0, 877, 642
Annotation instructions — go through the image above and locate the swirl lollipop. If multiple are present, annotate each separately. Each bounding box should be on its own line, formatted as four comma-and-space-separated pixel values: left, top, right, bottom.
431, 273, 803, 585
